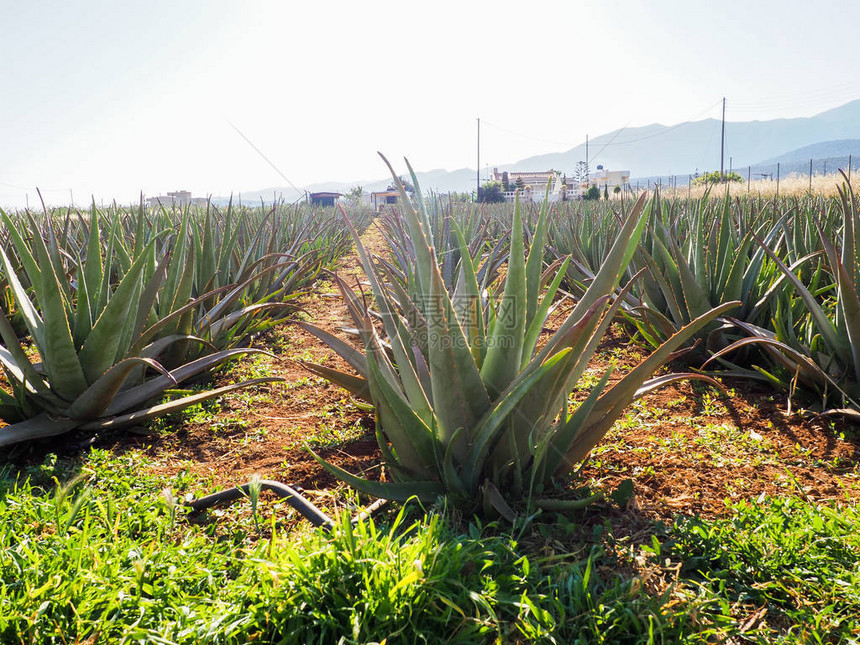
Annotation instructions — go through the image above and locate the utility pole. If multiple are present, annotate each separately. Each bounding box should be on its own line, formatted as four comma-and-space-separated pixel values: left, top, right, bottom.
585, 134, 589, 179
720, 97, 726, 180
776, 162, 780, 197
476, 118, 481, 201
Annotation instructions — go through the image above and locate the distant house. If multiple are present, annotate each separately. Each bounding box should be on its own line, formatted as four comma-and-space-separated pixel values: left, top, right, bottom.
145, 190, 208, 208
308, 191, 342, 207
587, 166, 631, 191
370, 190, 400, 212
490, 168, 575, 202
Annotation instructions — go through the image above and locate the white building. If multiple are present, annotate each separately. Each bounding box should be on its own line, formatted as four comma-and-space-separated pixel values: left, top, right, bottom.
145, 190, 208, 208
586, 166, 631, 191
490, 168, 579, 202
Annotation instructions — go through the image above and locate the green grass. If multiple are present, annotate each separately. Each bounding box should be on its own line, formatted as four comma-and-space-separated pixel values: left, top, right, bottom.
668, 496, 860, 643
2, 449, 858, 643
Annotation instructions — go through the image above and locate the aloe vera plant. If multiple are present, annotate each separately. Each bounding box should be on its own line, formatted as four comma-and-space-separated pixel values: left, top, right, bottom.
615, 193, 780, 354
709, 176, 860, 417
304, 158, 737, 514
0, 207, 281, 448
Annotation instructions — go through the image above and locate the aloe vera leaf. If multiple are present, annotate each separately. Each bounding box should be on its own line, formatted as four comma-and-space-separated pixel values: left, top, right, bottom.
104, 348, 276, 416
463, 349, 572, 492
561, 300, 740, 468
0, 413, 79, 448
425, 265, 490, 462
525, 195, 550, 325
540, 368, 613, 478
78, 241, 158, 384
10, 227, 88, 401
0, 209, 40, 289
522, 257, 570, 363
72, 252, 93, 348
131, 284, 233, 354
817, 223, 860, 376
340, 209, 434, 420
365, 348, 437, 477
81, 377, 282, 431
481, 197, 527, 398
666, 233, 712, 320
67, 357, 174, 420
294, 321, 367, 376
755, 233, 841, 353
131, 248, 170, 343
536, 193, 647, 364
299, 361, 370, 401
307, 445, 444, 503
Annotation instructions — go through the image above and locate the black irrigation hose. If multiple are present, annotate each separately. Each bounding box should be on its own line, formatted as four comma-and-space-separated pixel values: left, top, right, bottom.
187, 479, 388, 530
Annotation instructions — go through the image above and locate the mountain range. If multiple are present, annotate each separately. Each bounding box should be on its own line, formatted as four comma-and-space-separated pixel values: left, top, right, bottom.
225, 100, 860, 202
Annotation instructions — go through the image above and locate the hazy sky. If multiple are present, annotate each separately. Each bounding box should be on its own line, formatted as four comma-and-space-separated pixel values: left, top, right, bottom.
3, 0, 860, 207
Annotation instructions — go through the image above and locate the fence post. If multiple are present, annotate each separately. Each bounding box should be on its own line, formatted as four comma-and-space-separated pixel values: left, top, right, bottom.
777, 162, 780, 197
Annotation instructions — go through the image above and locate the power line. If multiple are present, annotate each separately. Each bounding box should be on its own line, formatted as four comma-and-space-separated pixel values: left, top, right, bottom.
588, 120, 633, 164
479, 120, 580, 149
0, 180, 32, 191
597, 100, 724, 147
730, 83, 860, 116
0, 181, 71, 193
227, 120, 303, 197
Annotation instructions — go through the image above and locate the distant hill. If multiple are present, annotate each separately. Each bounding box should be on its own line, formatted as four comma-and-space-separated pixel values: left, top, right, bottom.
759, 139, 860, 165
221, 168, 477, 205
221, 100, 860, 201
631, 139, 860, 188
510, 101, 860, 181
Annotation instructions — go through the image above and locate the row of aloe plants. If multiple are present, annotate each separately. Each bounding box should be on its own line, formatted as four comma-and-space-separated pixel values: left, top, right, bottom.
0, 200, 370, 448
545, 185, 860, 418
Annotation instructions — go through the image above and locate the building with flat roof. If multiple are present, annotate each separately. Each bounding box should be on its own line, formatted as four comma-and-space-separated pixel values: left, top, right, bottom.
308, 192, 342, 207
370, 190, 400, 212
145, 190, 208, 208
587, 167, 631, 190
490, 168, 576, 202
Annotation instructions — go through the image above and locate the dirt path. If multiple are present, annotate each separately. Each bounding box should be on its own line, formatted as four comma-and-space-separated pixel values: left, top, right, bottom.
136, 224, 388, 505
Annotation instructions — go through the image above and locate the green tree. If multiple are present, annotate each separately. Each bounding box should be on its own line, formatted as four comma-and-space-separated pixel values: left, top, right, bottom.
574, 161, 589, 187
585, 185, 601, 200
479, 181, 506, 203
692, 170, 744, 186
388, 177, 416, 194
346, 185, 364, 199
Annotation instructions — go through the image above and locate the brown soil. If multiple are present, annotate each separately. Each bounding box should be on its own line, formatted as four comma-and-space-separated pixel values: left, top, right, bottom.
120, 224, 391, 506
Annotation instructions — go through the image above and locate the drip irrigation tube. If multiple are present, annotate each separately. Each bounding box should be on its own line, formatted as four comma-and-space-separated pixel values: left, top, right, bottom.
187, 479, 388, 530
